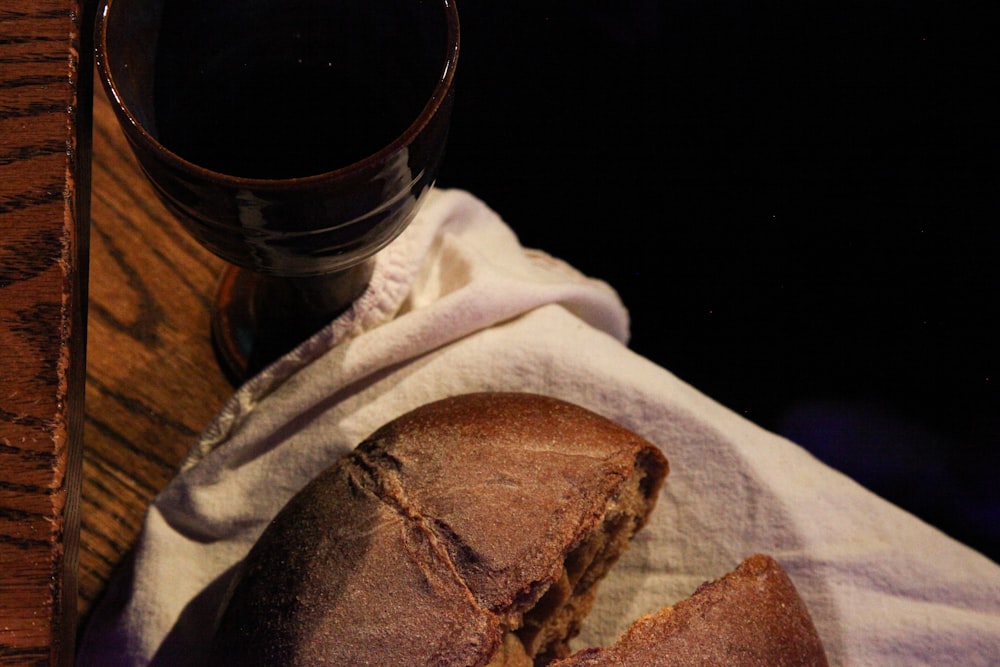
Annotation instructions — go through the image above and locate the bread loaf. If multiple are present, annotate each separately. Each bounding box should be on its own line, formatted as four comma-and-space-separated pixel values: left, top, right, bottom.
208, 392, 669, 666
550, 553, 829, 666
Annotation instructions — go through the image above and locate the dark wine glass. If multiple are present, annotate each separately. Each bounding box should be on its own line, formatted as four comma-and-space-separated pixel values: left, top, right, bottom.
95, 0, 460, 382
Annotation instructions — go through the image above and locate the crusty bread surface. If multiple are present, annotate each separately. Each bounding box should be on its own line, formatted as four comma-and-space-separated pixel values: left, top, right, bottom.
550, 554, 829, 667
208, 392, 669, 666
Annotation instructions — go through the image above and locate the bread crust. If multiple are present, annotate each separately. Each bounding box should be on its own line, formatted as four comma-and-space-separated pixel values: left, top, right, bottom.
209, 392, 669, 666
550, 554, 829, 667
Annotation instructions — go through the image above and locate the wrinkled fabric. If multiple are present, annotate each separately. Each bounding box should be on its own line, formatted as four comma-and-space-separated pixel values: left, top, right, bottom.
78, 189, 1000, 667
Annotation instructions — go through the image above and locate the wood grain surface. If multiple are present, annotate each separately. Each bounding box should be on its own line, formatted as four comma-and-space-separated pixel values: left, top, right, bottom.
0, 2, 90, 664
4, 2, 235, 663
79, 80, 233, 625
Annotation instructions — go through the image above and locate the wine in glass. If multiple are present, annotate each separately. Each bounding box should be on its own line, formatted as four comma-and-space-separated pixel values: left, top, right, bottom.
95, 0, 460, 382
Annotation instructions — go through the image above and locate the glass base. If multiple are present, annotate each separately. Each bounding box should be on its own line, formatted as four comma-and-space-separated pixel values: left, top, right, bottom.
211, 261, 374, 384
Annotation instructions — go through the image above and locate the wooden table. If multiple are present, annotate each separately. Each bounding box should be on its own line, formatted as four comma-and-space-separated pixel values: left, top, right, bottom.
1, 2, 90, 664
78, 59, 232, 628
2, 2, 234, 663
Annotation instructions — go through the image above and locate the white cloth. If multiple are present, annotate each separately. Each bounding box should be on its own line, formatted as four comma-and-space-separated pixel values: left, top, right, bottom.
78, 189, 1000, 666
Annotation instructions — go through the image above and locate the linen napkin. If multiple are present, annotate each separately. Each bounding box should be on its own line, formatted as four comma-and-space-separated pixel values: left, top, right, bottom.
78, 189, 1000, 666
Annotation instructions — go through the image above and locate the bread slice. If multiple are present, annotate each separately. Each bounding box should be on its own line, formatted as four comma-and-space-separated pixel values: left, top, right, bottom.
551, 554, 829, 667
208, 393, 669, 666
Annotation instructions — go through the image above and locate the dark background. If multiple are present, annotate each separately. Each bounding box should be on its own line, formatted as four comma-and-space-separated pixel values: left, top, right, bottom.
436, 0, 999, 562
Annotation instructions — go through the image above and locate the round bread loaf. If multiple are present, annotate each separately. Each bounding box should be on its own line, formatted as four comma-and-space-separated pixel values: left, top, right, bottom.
208, 392, 670, 666
550, 553, 829, 666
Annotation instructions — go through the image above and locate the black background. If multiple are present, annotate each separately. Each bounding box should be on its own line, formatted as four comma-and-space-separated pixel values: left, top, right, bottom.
437, 0, 999, 562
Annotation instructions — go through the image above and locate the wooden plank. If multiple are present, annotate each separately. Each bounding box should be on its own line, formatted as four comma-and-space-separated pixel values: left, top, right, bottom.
77, 83, 231, 622
0, 1, 93, 664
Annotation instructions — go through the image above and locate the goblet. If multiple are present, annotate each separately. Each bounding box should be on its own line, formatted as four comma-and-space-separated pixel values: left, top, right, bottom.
95, 0, 460, 382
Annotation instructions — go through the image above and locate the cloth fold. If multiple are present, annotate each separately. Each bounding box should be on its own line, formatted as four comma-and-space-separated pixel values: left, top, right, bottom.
78, 189, 1000, 667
